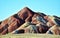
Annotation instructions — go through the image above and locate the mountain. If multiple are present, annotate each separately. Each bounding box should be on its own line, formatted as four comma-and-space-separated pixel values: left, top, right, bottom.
0, 7, 60, 35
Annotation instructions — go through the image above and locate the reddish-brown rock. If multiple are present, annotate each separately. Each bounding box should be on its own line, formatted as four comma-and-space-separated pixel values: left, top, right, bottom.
31, 13, 40, 24
0, 7, 60, 35
18, 7, 34, 22
1, 29, 8, 35
36, 23, 49, 33
0, 19, 8, 33
8, 16, 24, 32
44, 16, 55, 27
46, 25, 60, 35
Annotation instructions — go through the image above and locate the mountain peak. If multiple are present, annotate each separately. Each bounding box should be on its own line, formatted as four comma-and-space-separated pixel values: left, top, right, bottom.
21, 7, 34, 13
23, 7, 30, 9
0, 7, 60, 35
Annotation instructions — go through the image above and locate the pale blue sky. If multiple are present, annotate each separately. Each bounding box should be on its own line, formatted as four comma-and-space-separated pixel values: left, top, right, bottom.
0, 0, 60, 21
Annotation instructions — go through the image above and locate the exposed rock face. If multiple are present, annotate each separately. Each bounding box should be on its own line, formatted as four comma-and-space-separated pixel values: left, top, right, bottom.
31, 13, 40, 24
0, 19, 8, 33
46, 25, 60, 35
8, 16, 20, 32
11, 22, 32, 34
0, 7, 60, 35
36, 23, 49, 33
1, 29, 8, 35
18, 7, 34, 22
24, 25, 38, 33
31, 13, 47, 24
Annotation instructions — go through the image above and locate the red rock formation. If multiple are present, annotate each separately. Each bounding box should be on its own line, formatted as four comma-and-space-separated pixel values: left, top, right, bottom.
36, 23, 49, 33
1, 29, 8, 35
31, 13, 40, 24
46, 25, 60, 35
8, 16, 23, 32
0, 7, 60, 35
44, 16, 55, 27
0, 19, 8, 33
18, 7, 34, 22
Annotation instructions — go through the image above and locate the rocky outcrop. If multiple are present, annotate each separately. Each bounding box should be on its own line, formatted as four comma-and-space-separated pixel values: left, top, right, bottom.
0, 7, 60, 35
8, 16, 20, 32
17, 7, 34, 22
46, 25, 60, 35
0, 19, 8, 33
31, 13, 40, 24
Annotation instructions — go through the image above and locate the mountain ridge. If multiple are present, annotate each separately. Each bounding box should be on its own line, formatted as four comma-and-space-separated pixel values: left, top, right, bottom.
0, 7, 60, 35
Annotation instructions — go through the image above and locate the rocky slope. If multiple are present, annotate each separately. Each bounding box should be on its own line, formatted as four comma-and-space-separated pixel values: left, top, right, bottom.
0, 7, 60, 35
